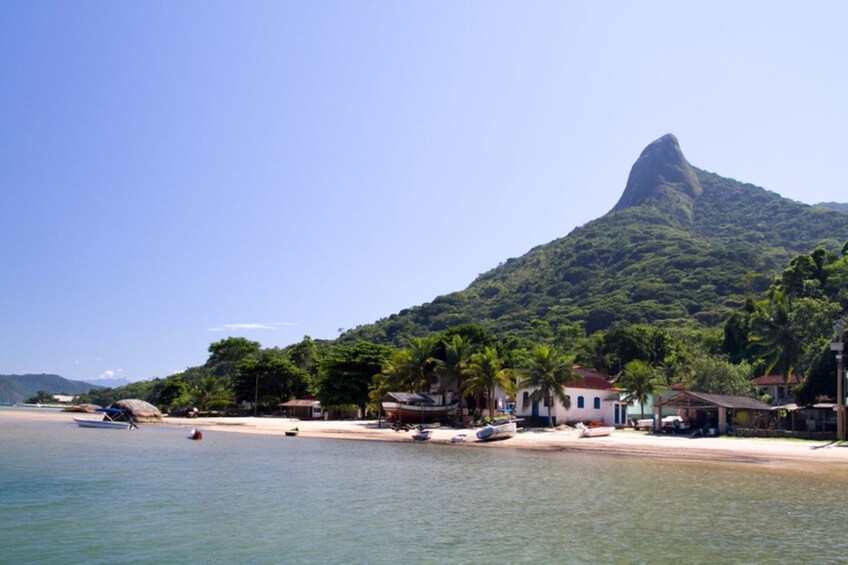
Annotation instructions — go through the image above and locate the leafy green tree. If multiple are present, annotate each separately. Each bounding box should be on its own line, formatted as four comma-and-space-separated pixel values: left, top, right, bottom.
206, 337, 261, 383
578, 332, 612, 374
686, 355, 757, 397
287, 335, 321, 389
554, 323, 585, 354
463, 347, 513, 420
319, 341, 393, 417
153, 375, 191, 411
619, 359, 662, 418
793, 343, 837, 405
520, 345, 574, 427
235, 350, 306, 415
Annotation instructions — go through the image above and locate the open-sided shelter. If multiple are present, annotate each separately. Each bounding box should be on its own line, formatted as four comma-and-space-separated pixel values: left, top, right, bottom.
652, 391, 773, 435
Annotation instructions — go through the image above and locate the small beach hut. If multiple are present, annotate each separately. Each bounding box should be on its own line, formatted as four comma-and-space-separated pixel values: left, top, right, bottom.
278, 398, 325, 420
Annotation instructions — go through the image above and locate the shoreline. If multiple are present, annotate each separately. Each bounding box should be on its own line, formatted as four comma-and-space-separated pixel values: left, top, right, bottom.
8, 407, 848, 478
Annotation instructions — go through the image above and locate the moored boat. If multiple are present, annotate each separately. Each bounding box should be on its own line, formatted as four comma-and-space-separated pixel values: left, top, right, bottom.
73, 408, 136, 430
476, 421, 517, 442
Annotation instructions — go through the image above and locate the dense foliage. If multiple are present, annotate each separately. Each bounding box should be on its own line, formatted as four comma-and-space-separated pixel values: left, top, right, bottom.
341, 166, 848, 349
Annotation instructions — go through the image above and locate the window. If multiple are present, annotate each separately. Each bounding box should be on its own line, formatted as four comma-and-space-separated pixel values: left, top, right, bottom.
523, 391, 529, 409
577, 396, 584, 409
594, 397, 601, 409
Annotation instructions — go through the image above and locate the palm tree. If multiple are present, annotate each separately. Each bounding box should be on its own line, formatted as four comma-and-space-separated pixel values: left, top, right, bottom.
619, 359, 661, 419
377, 336, 438, 392
463, 347, 512, 420
520, 345, 575, 428
748, 289, 800, 382
438, 334, 472, 424
406, 336, 439, 390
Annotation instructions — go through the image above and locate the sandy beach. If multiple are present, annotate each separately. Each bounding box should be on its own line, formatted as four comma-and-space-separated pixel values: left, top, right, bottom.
9, 408, 848, 478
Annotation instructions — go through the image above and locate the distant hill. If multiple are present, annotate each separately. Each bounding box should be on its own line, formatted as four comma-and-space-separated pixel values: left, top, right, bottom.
815, 202, 848, 213
0, 374, 98, 404
343, 134, 848, 344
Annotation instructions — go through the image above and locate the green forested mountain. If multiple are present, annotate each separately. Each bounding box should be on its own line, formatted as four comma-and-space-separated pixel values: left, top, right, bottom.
816, 202, 848, 213
343, 134, 848, 346
0, 373, 98, 404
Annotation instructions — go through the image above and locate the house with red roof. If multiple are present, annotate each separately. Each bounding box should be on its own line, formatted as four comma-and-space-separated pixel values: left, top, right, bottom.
753, 374, 802, 406
516, 366, 630, 426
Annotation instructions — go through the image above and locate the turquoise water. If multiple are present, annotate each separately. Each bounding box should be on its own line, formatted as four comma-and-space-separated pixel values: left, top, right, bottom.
2, 410, 848, 564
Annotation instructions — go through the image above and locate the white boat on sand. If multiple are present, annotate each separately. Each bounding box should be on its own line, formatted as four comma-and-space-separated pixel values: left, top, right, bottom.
476, 421, 517, 442
576, 422, 614, 438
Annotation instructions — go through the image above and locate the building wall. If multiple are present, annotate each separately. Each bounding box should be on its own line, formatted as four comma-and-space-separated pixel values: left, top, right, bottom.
516, 386, 620, 425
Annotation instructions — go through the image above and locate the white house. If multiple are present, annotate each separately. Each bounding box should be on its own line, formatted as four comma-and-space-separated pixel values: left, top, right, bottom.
753, 374, 802, 406
517, 366, 629, 426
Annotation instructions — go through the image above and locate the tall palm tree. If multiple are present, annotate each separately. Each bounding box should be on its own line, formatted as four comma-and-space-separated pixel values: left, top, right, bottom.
438, 334, 472, 424
463, 347, 512, 420
404, 336, 439, 391
377, 336, 438, 392
520, 345, 575, 428
619, 359, 661, 419
748, 289, 800, 382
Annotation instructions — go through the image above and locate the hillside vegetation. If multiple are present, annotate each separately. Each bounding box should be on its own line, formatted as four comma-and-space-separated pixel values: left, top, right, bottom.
342, 135, 848, 346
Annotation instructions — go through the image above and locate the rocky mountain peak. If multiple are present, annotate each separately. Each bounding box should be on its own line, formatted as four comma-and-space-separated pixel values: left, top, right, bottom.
610, 134, 703, 223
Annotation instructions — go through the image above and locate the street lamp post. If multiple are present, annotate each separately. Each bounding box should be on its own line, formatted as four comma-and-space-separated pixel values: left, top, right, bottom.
834, 316, 845, 441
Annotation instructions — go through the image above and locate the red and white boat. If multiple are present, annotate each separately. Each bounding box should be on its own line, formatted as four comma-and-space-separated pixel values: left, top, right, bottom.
381, 392, 457, 423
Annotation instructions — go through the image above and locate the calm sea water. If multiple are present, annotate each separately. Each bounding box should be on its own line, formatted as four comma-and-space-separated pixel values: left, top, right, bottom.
2, 408, 848, 564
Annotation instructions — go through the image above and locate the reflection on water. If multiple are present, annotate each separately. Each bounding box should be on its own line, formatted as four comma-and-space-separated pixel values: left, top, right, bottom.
2, 410, 847, 564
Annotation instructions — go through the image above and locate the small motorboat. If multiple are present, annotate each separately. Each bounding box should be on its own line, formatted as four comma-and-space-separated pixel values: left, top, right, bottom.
412, 428, 432, 441
476, 421, 517, 442
576, 422, 614, 438
285, 427, 299, 437
73, 408, 136, 430
451, 433, 467, 443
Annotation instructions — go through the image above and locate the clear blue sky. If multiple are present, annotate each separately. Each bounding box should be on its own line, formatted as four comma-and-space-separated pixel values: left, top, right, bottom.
1, 2, 846, 384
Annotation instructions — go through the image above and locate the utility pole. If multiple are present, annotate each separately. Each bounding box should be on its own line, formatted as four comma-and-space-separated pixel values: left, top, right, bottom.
833, 316, 845, 441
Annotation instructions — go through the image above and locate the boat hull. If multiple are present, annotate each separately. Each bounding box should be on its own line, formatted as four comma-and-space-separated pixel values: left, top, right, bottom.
73, 418, 133, 430
476, 422, 517, 441
577, 424, 614, 438
412, 429, 432, 441
382, 402, 457, 424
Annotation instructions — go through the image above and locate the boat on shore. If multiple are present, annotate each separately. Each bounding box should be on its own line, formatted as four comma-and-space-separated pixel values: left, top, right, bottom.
381, 392, 457, 424
576, 422, 614, 438
412, 428, 432, 441
73, 408, 137, 430
476, 421, 517, 442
